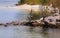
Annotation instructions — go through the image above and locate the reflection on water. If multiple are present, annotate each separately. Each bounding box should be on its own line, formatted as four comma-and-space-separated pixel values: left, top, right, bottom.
0, 26, 60, 38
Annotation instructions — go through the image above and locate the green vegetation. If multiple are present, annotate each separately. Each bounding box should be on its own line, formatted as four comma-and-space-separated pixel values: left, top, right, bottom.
27, 10, 41, 21
27, 10, 52, 20
17, 0, 59, 20
18, 0, 49, 5
31, 11, 52, 20
40, 0, 49, 5
30, 12, 40, 20
18, 0, 60, 8
40, 0, 50, 18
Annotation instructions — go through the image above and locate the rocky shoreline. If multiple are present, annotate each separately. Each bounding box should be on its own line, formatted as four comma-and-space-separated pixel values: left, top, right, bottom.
0, 20, 59, 29
0, 12, 60, 28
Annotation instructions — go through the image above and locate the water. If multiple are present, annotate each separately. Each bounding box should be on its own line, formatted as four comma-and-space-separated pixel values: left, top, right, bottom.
0, 0, 60, 38
0, 0, 28, 23
0, 0, 19, 6
0, 8, 28, 23
0, 26, 60, 38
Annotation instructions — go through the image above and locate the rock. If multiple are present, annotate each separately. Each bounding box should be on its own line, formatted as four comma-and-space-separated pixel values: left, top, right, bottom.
0, 23, 4, 25
4, 25, 7, 27
32, 23, 40, 27
10, 21, 20, 26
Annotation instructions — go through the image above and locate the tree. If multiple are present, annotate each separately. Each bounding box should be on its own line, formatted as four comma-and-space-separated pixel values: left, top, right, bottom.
40, 0, 49, 5
18, 0, 25, 5
18, 0, 41, 5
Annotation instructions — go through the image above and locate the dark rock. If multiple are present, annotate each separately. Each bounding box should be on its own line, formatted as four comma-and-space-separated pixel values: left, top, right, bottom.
0, 23, 4, 25
4, 25, 7, 27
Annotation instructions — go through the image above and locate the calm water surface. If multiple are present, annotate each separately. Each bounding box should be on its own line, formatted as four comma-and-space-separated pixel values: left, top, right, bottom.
0, 26, 60, 38
0, 0, 60, 38
0, 8, 28, 23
